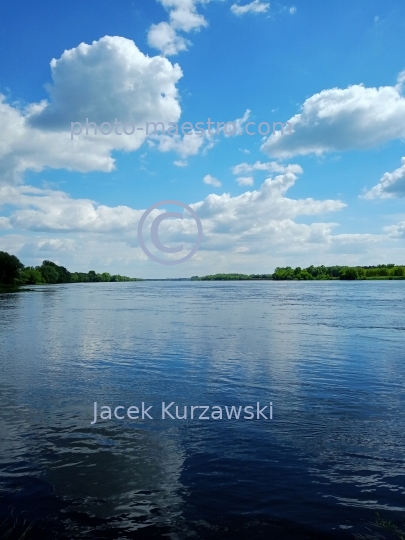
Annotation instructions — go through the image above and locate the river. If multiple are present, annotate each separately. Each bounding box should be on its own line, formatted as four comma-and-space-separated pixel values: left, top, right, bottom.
0, 281, 404, 539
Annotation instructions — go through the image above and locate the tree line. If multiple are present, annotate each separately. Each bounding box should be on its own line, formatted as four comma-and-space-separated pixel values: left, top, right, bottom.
0, 251, 141, 289
272, 264, 405, 280
191, 264, 405, 281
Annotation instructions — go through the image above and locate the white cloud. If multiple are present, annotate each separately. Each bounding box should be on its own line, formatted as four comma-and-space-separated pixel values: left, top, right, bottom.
174, 159, 188, 167
289, 6, 296, 14
149, 111, 251, 159
2, 173, 401, 276
385, 221, 405, 239
0, 95, 116, 183
261, 72, 405, 158
147, 0, 209, 56
236, 176, 254, 186
186, 173, 390, 269
231, 0, 270, 16
0, 36, 183, 184
3, 171, 343, 239
154, 130, 212, 158
397, 71, 405, 86
148, 22, 190, 56
149, 109, 251, 160
0, 185, 143, 233
363, 157, 405, 199
203, 174, 222, 187
165, 0, 208, 31
221, 109, 251, 137
0, 217, 11, 230
29, 36, 182, 129
232, 160, 303, 175
0, 37, 254, 185
194, 172, 344, 225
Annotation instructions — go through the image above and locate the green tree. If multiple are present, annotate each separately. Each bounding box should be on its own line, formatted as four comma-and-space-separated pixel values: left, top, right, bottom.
328, 266, 341, 278
88, 270, 97, 282
19, 267, 44, 285
299, 270, 314, 280
305, 265, 316, 277
40, 265, 59, 284
0, 251, 24, 284
366, 268, 378, 277
41, 260, 71, 283
272, 267, 295, 280
393, 267, 404, 277
339, 267, 358, 280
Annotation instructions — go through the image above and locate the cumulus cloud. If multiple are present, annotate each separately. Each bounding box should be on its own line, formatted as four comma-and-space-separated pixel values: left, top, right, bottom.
261, 72, 405, 158
0, 34, 255, 185
2, 171, 344, 240
232, 160, 303, 176
148, 110, 251, 158
203, 174, 221, 187
289, 6, 297, 14
153, 130, 213, 158
385, 221, 405, 238
363, 157, 405, 199
29, 36, 182, 129
2, 172, 399, 275
231, 0, 270, 16
0, 36, 183, 184
0, 217, 11, 230
148, 0, 209, 56
164, 0, 208, 31
221, 109, 251, 137
194, 171, 344, 227
148, 22, 190, 56
0, 185, 143, 233
2, 170, 342, 242
0, 96, 110, 182
186, 173, 389, 268
236, 176, 254, 186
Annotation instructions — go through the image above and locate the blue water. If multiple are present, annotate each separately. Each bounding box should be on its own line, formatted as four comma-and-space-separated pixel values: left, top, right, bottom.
0, 281, 404, 539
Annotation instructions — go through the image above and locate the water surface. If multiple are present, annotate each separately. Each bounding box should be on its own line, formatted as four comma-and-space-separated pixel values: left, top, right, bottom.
0, 281, 404, 538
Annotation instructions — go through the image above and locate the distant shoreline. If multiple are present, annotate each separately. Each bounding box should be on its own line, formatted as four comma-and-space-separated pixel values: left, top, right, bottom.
1, 251, 405, 294
191, 265, 405, 281
190, 276, 405, 281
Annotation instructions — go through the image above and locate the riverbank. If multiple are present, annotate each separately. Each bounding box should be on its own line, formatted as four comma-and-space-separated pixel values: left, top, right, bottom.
191, 264, 405, 281
191, 275, 405, 281
0, 284, 32, 294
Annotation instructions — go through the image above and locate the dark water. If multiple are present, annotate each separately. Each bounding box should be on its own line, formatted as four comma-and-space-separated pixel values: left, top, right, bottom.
0, 281, 404, 539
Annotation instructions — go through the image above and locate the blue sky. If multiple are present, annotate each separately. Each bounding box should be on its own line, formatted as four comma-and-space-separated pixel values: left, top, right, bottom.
0, 0, 404, 277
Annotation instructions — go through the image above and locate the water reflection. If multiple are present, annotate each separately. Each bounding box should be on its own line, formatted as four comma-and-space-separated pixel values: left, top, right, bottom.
0, 281, 404, 538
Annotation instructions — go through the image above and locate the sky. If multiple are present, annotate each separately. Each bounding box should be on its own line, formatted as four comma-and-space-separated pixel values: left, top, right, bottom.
0, 0, 405, 278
